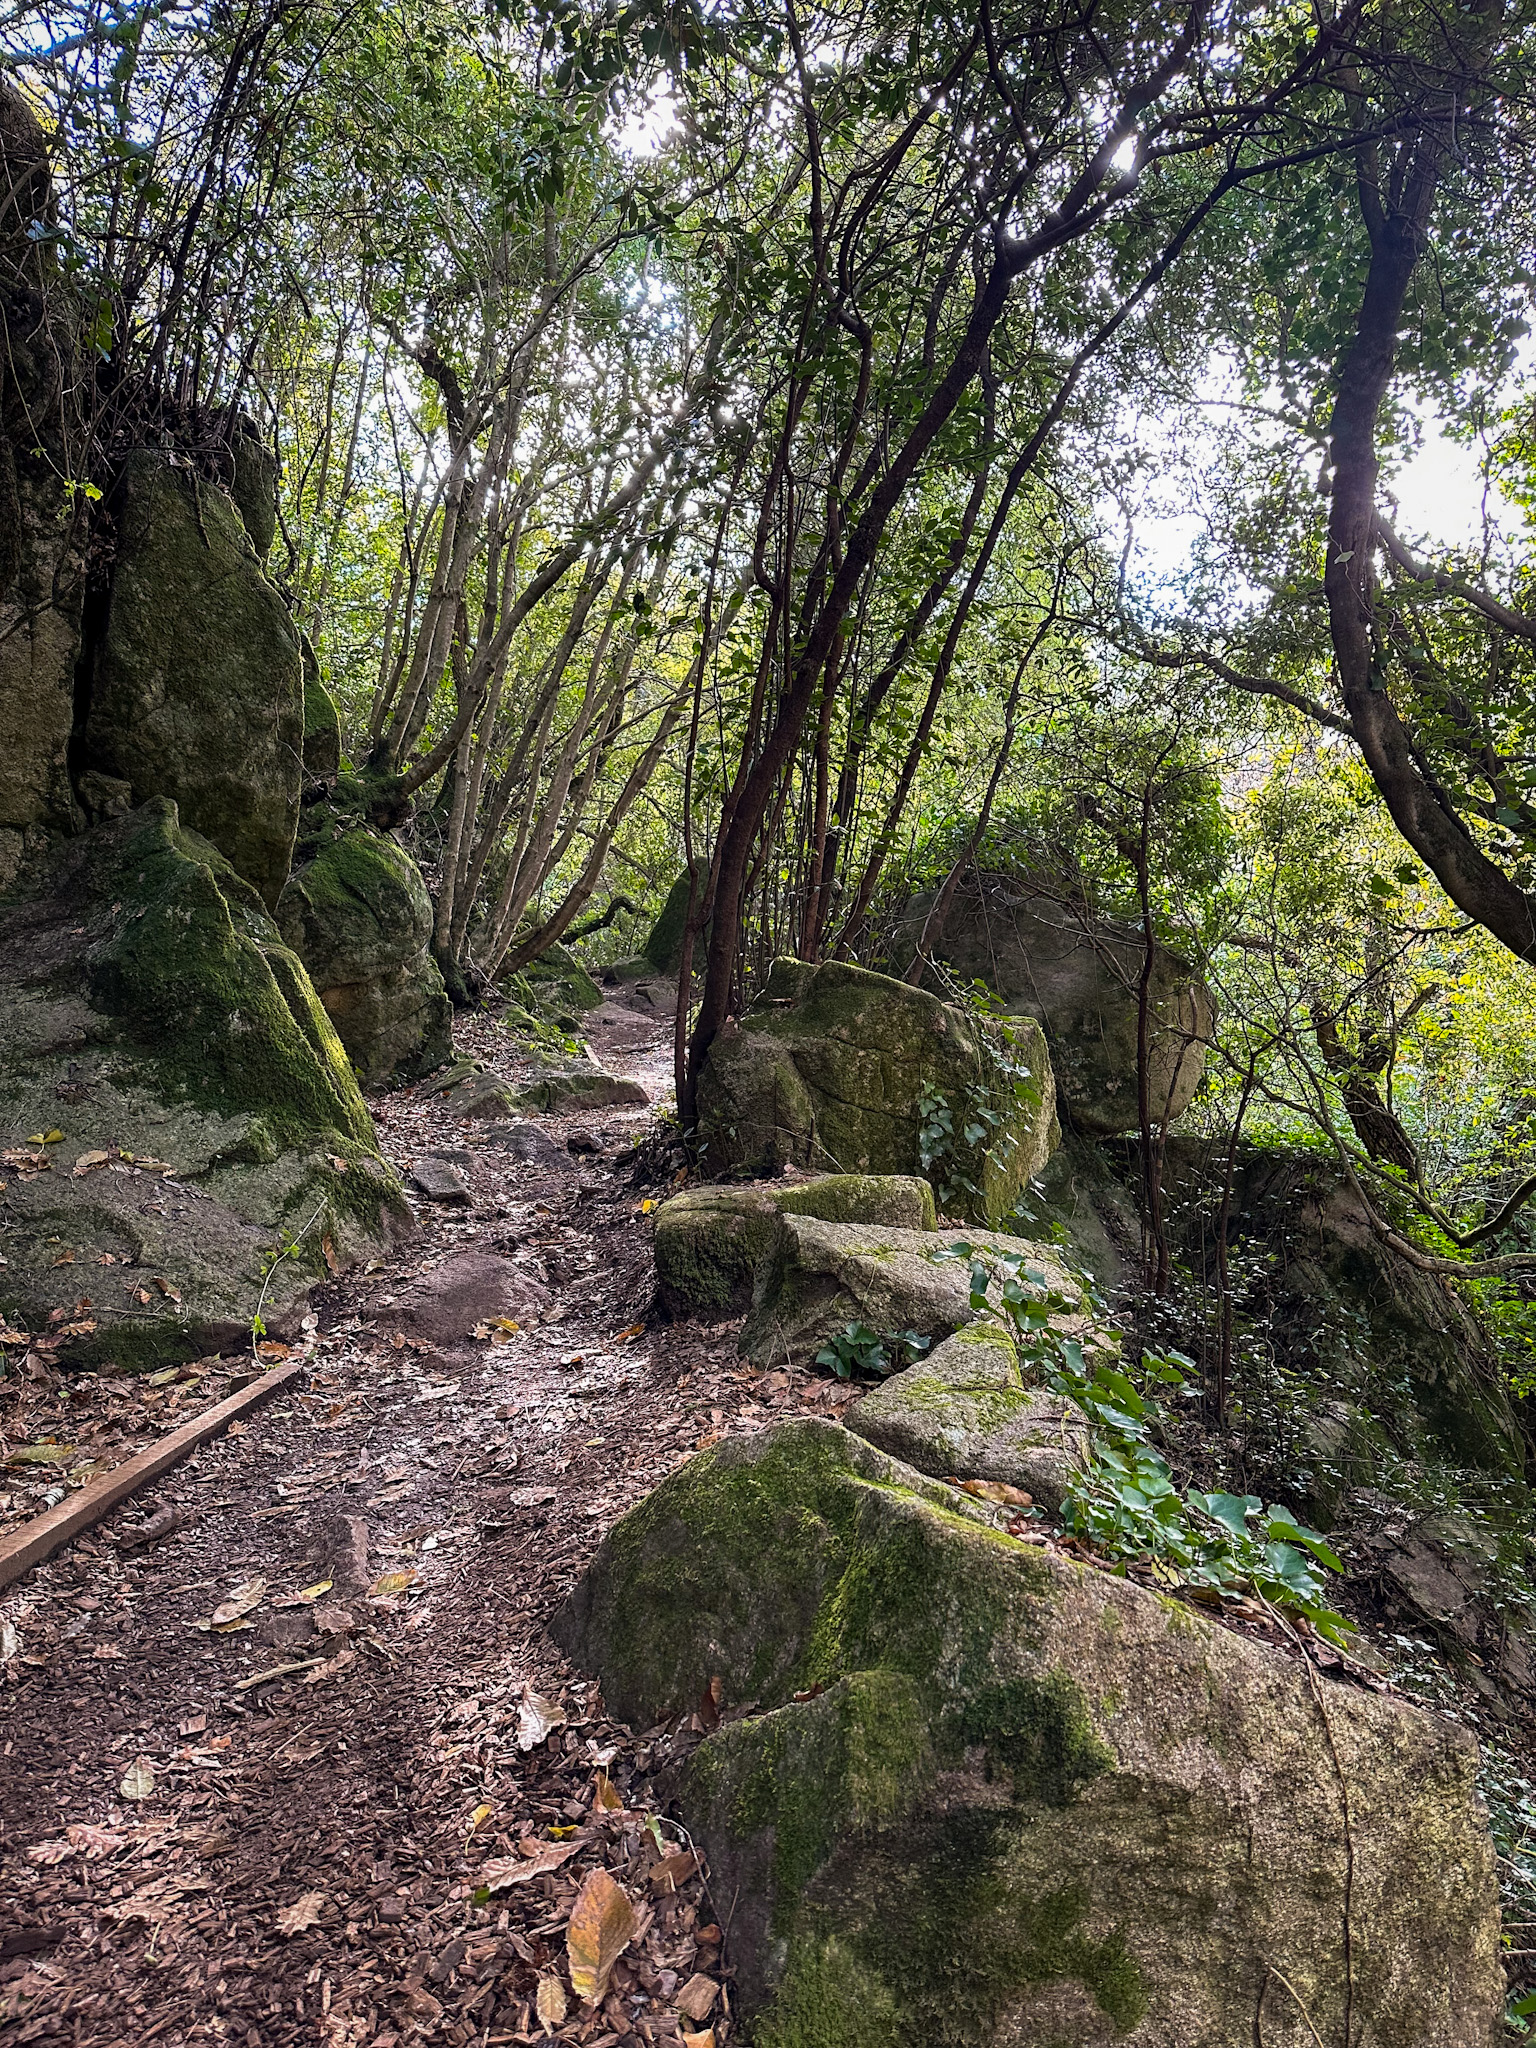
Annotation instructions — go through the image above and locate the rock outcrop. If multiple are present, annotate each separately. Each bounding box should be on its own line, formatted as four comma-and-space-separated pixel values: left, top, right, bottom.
697, 958, 1056, 1224
78, 449, 304, 909
894, 872, 1215, 1135
654, 1174, 937, 1318
0, 82, 85, 894
277, 825, 452, 1085
849, 1313, 1087, 1512
739, 1213, 1077, 1369
0, 801, 408, 1366
554, 1419, 1503, 2048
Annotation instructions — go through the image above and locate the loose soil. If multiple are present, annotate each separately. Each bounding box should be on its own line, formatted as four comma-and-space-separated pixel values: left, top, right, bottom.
0, 994, 856, 2048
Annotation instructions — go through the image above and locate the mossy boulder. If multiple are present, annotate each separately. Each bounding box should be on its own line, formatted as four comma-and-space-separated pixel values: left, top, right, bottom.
893, 872, 1215, 1136
655, 1175, 938, 1318
697, 959, 1055, 1224
0, 800, 409, 1366
79, 449, 303, 908
554, 1419, 1502, 2048
513, 1069, 648, 1113
849, 1314, 1088, 1511
510, 943, 604, 1019
739, 1214, 1078, 1369
643, 870, 705, 976
300, 644, 342, 780
0, 82, 84, 895
276, 826, 452, 1085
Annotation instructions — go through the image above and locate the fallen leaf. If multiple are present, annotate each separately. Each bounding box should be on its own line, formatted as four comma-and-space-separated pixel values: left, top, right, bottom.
593, 1770, 623, 1812
956, 1478, 1033, 1507
566, 1867, 638, 2005
322, 1234, 339, 1276
26, 1837, 75, 1865
119, 1758, 155, 1801
698, 1674, 723, 1730
256, 1340, 290, 1360
366, 1569, 417, 1599
275, 1891, 328, 1935
297, 1577, 333, 1602
534, 1973, 567, 2034
51, 1249, 75, 1266
27, 1130, 63, 1145
466, 1802, 493, 1836
151, 1275, 183, 1303
676, 1974, 720, 2023
7, 1442, 75, 1466
0, 1619, 17, 1664
328, 1156, 349, 1172
209, 1576, 267, 1627
517, 1690, 566, 1751
72, 1150, 112, 1176
179, 1713, 207, 1737
650, 1848, 701, 1892
480, 1841, 579, 1890
681, 2033, 717, 2048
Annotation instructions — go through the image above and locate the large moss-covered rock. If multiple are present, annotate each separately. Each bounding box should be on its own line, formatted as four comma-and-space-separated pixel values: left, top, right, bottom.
0, 82, 83, 895
697, 959, 1056, 1224
849, 1314, 1087, 1511
555, 1419, 1502, 2048
79, 449, 303, 908
643, 870, 704, 976
300, 643, 342, 779
894, 872, 1215, 1136
0, 801, 408, 1366
739, 1213, 1077, 1368
277, 826, 452, 1085
655, 1175, 938, 1318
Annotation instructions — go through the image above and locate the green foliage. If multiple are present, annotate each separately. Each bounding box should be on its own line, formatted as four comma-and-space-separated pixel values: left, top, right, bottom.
815, 1324, 931, 1383
945, 1244, 1350, 1643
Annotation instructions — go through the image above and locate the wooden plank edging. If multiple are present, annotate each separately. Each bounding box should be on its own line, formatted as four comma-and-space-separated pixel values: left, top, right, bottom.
0, 1359, 308, 1593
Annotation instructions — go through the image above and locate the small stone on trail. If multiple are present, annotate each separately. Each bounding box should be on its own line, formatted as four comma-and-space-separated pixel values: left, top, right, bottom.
407, 1157, 472, 1205
567, 1128, 602, 1155
480, 1121, 563, 1165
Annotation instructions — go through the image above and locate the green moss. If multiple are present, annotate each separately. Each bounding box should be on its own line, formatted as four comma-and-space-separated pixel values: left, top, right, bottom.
644, 870, 705, 974
85, 802, 374, 1150
776, 1175, 937, 1231
953, 1675, 1115, 1806
301, 652, 342, 779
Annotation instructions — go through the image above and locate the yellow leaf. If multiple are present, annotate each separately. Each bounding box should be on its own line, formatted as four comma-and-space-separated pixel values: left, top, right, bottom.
534, 1973, 567, 2034
119, 1758, 155, 1800
566, 1866, 638, 2004
466, 1803, 493, 1836
956, 1478, 1034, 1508
639, 1199, 656, 1214
296, 1578, 332, 1603
28, 1130, 64, 1146
366, 1569, 417, 1599
8, 1442, 75, 1466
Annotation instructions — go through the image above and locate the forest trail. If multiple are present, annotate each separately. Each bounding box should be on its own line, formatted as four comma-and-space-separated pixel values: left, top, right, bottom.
0, 998, 844, 2048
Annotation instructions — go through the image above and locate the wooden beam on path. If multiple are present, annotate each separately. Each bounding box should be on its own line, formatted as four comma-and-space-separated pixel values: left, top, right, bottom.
0, 1359, 307, 1592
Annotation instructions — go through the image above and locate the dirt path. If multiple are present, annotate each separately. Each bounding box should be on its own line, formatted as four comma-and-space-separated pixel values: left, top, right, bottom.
0, 993, 843, 2048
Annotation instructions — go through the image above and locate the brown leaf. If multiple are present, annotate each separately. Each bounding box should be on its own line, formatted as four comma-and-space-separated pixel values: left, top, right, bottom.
72, 1150, 112, 1177
649, 1848, 700, 1892
366, 1569, 417, 1600
119, 1758, 155, 1801
681, 2033, 717, 2048
593, 1770, 624, 1812
275, 1890, 328, 1935
676, 1974, 719, 2023
697, 1674, 723, 1731
208, 1576, 266, 1627
517, 1689, 566, 1751
956, 1478, 1033, 1507
479, 1840, 579, 1890
566, 1867, 638, 2004
534, 1973, 567, 2034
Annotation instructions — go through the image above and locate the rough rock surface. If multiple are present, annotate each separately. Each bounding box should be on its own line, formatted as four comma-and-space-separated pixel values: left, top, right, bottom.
0, 82, 84, 894
301, 646, 342, 778
895, 872, 1215, 1135
407, 1157, 471, 1205
79, 449, 303, 908
514, 1070, 648, 1113
697, 958, 1056, 1224
373, 1249, 549, 1346
849, 1314, 1087, 1512
654, 1175, 937, 1318
554, 1418, 1503, 2048
643, 870, 704, 976
739, 1213, 1076, 1368
0, 801, 408, 1365
277, 826, 452, 1085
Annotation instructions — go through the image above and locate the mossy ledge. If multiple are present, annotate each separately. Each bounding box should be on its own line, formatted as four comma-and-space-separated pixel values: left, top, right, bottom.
555, 1418, 1503, 2045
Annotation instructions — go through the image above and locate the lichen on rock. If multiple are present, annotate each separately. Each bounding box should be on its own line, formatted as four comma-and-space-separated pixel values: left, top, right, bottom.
554, 1418, 1504, 2047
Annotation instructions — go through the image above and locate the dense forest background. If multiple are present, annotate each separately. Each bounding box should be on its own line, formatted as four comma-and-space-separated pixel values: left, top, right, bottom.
10, 0, 1536, 1336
